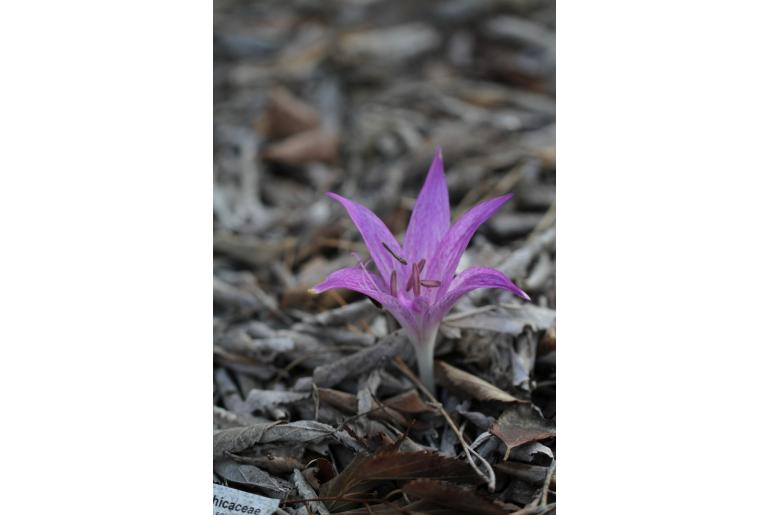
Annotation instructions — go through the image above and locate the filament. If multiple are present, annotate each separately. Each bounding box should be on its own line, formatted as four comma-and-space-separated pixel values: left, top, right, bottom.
382, 242, 407, 265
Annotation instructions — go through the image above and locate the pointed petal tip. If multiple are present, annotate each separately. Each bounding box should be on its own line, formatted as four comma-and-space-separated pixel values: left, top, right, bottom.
325, 191, 358, 206
423, 145, 449, 181
519, 289, 532, 302
308, 288, 320, 295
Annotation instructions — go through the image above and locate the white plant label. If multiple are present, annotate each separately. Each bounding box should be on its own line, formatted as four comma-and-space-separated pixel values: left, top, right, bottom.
213, 483, 280, 515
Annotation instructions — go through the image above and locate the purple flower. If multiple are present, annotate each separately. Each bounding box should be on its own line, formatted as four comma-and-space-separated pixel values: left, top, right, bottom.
311, 147, 530, 392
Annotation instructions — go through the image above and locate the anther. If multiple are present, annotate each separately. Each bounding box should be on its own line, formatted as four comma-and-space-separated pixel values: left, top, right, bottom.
412, 263, 421, 296
390, 271, 397, 296
420, 279, 441, 288
382, 242, 407, 265
417, 259, 425, 273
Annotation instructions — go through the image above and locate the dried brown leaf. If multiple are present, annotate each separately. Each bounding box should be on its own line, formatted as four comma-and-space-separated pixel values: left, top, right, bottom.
262, 128, 339, 164
383, 389, 437, 415
435, 360, 526, 404
490, 405, 555, 460
227, 444, 305, 475
317, 388, 358, 412
262, 87, 321, 139
402, 479, 508, 515
320, 450, 477, 511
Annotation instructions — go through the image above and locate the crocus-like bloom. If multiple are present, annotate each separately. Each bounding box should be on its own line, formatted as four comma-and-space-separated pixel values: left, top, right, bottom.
312, 147, 530, 392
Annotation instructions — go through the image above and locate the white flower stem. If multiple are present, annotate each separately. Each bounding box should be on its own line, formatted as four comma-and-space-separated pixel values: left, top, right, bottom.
413, 327, 438, 394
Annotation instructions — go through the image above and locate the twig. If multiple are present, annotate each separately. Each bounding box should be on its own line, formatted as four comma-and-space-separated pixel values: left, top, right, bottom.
540, 459, 555, 507
392, 356, 496, 490
312, 383, 320, 422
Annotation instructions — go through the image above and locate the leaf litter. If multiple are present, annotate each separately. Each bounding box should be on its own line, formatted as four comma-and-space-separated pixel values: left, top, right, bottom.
215, 0, 555, 512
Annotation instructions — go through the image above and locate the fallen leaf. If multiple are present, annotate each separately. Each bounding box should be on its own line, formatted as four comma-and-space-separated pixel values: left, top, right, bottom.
214, 420, 338, 458
494, 462, 549, 484
443, 304, 555, 335
320, 450, 477, 511
490, 405, 555, 460
261, 87, 320, 139
227, 444, 304, 475
213, 459, 292, 498
511, 327, 538, 389
292, 468, 331, 515
402, 479, 508, 515
383, 389, 437, 414
317, 387, 358, 412
508, 442, 554, 462
243, 389, 310, 414
262, 128, 339, 164
435, 360, 526, 404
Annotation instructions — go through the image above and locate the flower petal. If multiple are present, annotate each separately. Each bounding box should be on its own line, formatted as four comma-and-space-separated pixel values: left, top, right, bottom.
311, 266, 392, 306
425, 194, 513, 289
311, 266, 424, 340
403, 146, 450, 263
428, 266, 530, 321
326, 192, 405, 279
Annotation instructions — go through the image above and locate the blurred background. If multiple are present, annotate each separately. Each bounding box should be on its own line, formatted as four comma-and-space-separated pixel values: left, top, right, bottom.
214, 0, 555, 312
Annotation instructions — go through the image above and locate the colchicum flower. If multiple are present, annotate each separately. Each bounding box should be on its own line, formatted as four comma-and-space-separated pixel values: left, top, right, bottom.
312, 147, 530, 392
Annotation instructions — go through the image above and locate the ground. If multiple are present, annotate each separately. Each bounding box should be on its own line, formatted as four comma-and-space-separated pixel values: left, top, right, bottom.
214, 1, 555, 513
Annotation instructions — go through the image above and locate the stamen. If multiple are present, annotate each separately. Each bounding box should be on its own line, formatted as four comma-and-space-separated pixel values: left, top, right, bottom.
390, 271, 397, 296
417, 259, 425, 273
420, 279, 441, 288
412, 263, 421, 296
406, 272, 414, 292
382, 242, 407, 265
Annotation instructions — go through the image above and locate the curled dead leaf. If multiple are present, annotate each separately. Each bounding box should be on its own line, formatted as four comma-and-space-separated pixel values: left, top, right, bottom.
436, 360, 526, 404
213, 420, 339, 458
